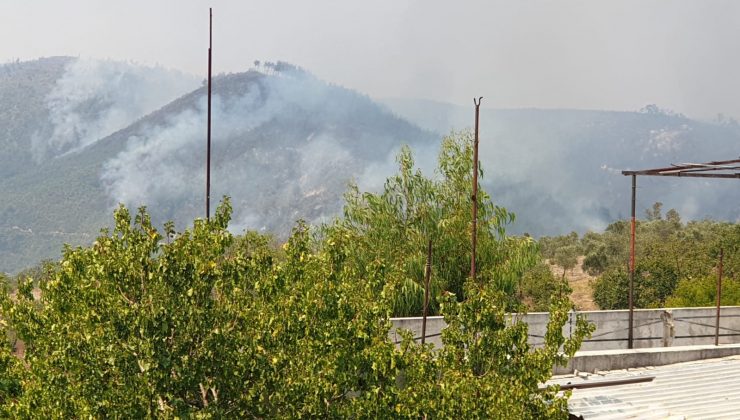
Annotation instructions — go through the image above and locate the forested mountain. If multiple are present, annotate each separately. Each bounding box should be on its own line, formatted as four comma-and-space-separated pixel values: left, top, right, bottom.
0, 58, 436, 273
0, 57, 200, 273
0, 57, 72, 178
1, 58, 738, 274
0, 57, 198, 173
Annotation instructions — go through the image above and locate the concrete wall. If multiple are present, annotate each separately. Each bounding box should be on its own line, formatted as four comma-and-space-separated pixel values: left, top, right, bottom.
554, 343, 740, 374
390, 306, 740, 351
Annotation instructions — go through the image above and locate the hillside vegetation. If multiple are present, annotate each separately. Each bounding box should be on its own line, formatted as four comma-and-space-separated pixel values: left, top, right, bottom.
538, 203, 740, 310
2, 58, 739, 275
0, 59, 435, 273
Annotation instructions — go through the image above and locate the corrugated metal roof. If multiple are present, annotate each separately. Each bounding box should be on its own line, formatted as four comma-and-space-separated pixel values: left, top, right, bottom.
549, 355, 740, 419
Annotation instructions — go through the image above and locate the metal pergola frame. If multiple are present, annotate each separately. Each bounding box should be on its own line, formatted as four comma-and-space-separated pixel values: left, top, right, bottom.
621, 158, 740, 349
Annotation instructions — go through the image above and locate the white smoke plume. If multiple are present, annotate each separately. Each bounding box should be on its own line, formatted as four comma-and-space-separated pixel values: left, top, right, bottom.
382, 99, 740, 236
32, 58, 198, 162
101, 65, 434, 234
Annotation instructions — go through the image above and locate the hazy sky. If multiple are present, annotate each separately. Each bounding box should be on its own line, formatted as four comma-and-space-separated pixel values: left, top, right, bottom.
3, 0, 740, 119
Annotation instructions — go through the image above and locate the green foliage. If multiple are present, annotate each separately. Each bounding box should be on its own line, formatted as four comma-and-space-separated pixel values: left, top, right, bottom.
224, 230, 282, 263
0, 275, 22, 415
543, 206, 739, 310
5, 260, 58, 291
1, 200, 390, 416
580, 225, 629, 276
540, 232, 580, 264
590, 269, 629, 310
592, 261, 678, 310
645, 201, 663, 221
582, 251, 608, 276
330, 131, 537, 315
0, 193, 591, 417
0, 338, 22, 417
540, 232, 581, 283
663, 221, 740, 308
666, 275, 740, 308
520, 262, 571, 312
385, 289, 593, 418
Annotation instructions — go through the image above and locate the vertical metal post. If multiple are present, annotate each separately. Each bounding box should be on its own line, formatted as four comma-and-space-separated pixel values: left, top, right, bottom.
628, 174, 636, 349
421, 240, 432, 345
470, 97, 482, 282
206, 8, 213, 221
715, 248, 724, 346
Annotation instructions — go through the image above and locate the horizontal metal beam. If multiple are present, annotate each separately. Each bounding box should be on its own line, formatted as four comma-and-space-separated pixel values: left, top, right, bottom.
622, 171, 740, 179
551, 375, 655, 391
621, 158, 740, 178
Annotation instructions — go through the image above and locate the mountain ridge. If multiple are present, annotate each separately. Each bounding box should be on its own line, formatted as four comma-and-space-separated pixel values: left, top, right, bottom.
0, 59, 438, 273
1, 58, 738, 274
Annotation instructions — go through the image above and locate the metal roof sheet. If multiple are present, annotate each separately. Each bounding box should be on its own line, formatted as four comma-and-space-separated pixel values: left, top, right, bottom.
549, 355, 740, 419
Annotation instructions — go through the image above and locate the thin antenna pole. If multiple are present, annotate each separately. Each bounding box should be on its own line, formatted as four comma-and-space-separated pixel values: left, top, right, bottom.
421, 239, 432, 345
628, 174, 636, 349
206, 8, 213, 221
715, 248, 724, 346
471, 97, 482, 282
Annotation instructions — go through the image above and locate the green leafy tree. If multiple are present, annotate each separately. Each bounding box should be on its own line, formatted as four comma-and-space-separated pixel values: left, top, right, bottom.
663, 223, 740, 307
666, 275, 740, 307
520, 262, 571, 311
330, 131, 537, 315
645, 201, 663, 221
0, 198, 592, 417
0, 202, 401, 416
383, 290, 592, 418
592, 261, 679, 309
581, 227, 626, 276
0, 128, 595, 416
573, 208, 739, 309
7, 259, 57, 291
538, 232, 581, 300
591, 269, 630, 310
666, 208, 681, 225
0, 275, 22, 416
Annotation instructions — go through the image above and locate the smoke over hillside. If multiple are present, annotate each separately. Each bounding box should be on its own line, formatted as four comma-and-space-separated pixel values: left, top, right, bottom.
383, 99, 740, 235
2, 60, 437, 273
97, 63, 435, 234
30, 59, 199, 161
2, 57, 738, 274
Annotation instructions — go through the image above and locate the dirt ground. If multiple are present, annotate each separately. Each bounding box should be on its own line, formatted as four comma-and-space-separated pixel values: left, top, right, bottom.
548, 256, 598, 311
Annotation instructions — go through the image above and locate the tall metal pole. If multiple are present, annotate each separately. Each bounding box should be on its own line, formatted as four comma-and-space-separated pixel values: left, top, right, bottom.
715, 248, 724, 346
421, 239, 432, 345
628, 174, 636, 349
206, 8, 213, 221
471, 97, 482, 282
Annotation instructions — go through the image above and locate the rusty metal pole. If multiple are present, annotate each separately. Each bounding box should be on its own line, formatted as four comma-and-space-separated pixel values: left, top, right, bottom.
628, 174, 636, 349
715, 248, 724, 346
471, 97, 482, 282
206, 8, 213, 221
421, 240, 432, 345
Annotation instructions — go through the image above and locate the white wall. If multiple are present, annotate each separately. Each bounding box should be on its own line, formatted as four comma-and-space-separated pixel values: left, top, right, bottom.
390, 307, 740, 351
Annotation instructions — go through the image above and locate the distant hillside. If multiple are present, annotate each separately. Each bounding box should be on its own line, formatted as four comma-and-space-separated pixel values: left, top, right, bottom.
0, 57, 72, 178
0, 60, 436, 273
382, 98, 740, 235
2, 58, 738, 274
